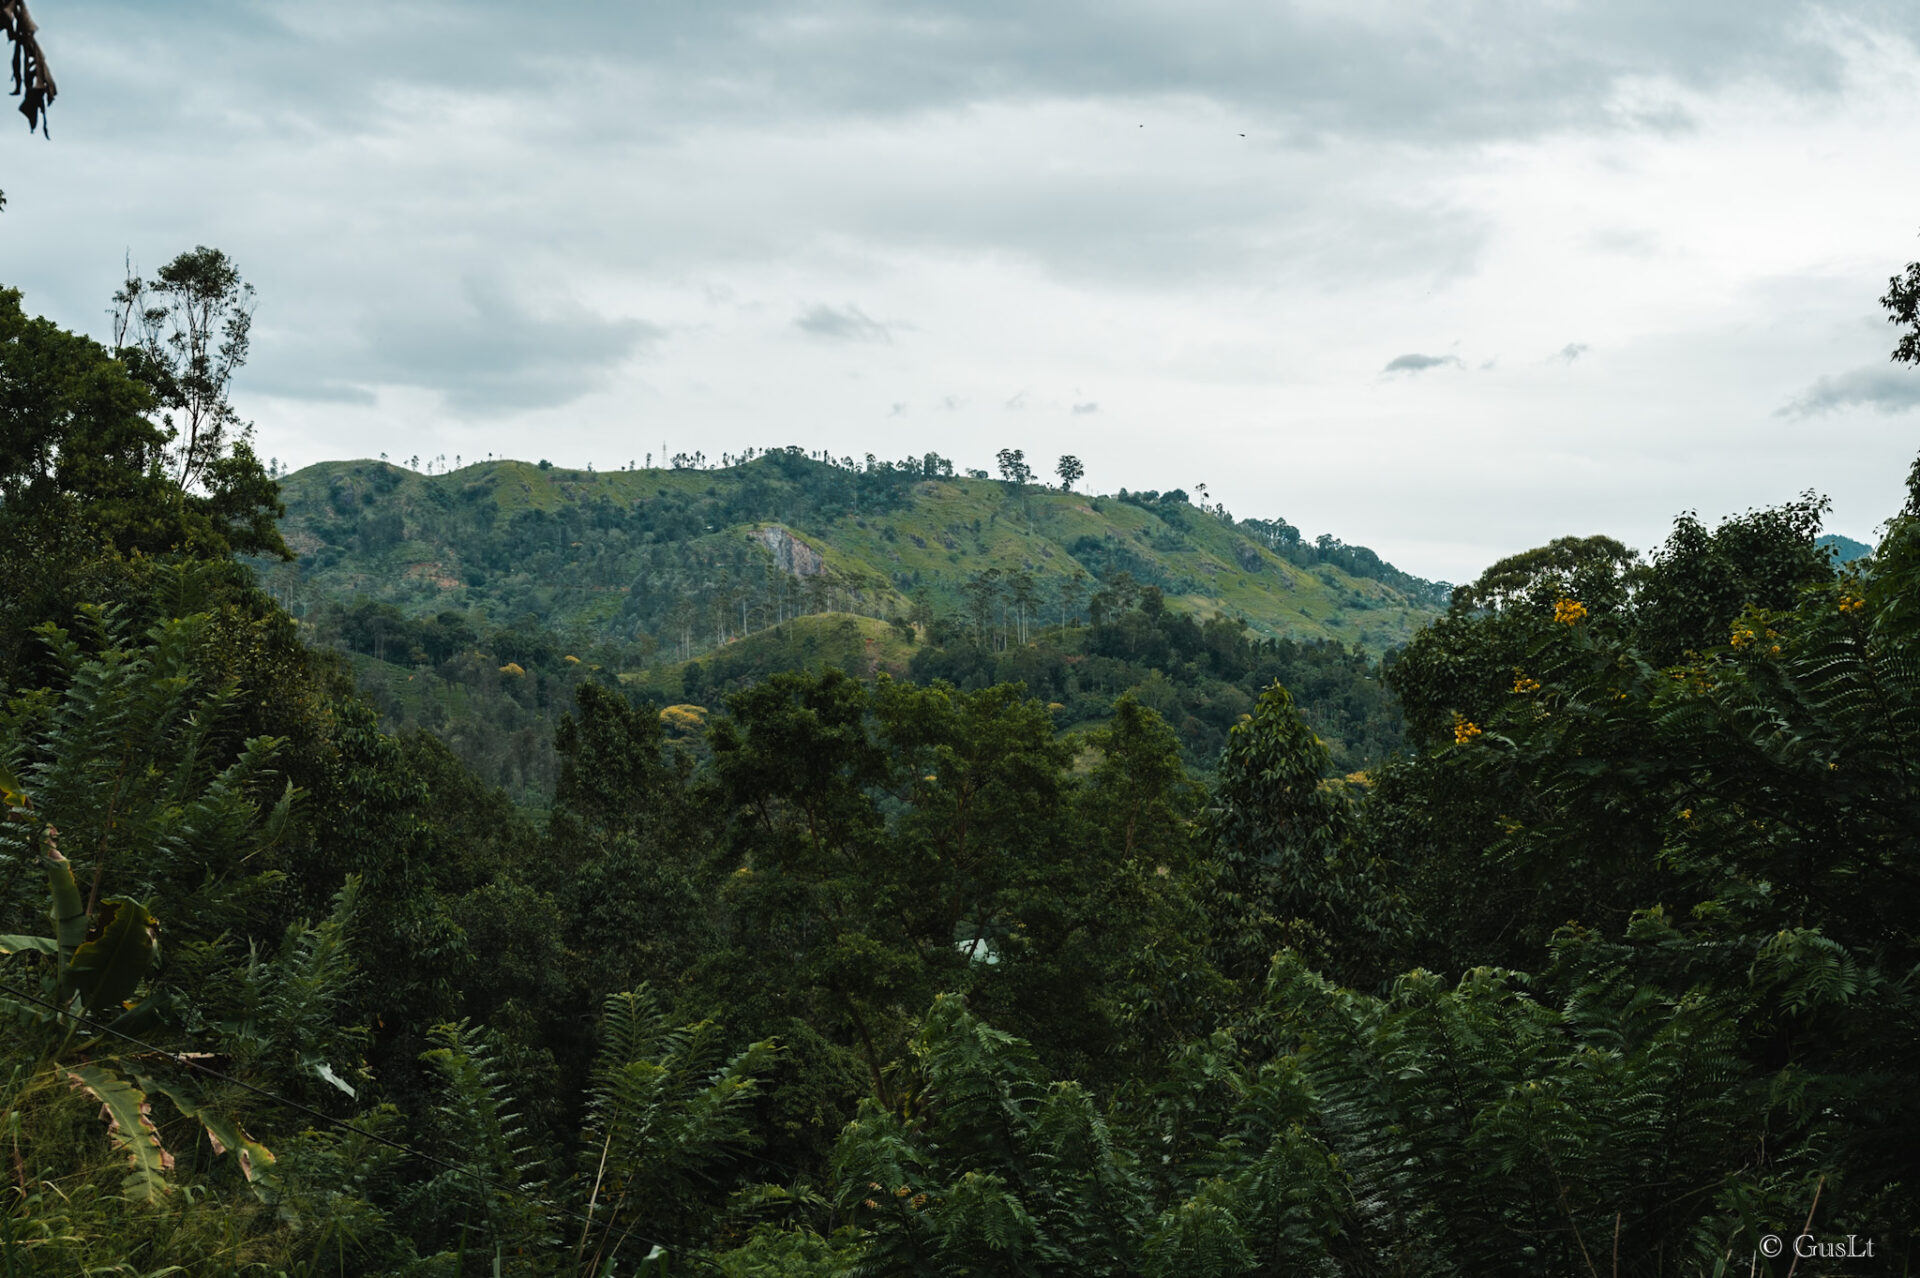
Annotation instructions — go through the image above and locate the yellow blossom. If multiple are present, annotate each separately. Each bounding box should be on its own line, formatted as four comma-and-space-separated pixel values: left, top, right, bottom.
1512, 674, 1541, 694
1838, 594, 1865, 614
1553, 598, 1587, 625
659, 704, 708, 733
1452, 714, 1483, 745
498, 662, 526, 677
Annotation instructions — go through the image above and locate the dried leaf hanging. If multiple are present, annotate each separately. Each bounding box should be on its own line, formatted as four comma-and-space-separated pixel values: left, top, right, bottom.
2, 0, 55, 135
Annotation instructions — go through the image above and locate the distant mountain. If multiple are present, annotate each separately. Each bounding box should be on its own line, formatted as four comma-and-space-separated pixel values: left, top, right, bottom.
253, 452, 1443, 800
259, 451, 1450, 658
1817, 532, 1873, 565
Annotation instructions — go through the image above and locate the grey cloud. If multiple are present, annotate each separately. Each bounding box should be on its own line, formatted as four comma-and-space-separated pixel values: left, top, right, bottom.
92, 1, 1896, 145
1383, 353, 1463, 374
59, 0, 1867, 307
1778, 366, 1920, 419
838, 153, 1491, 288
7, 235, 657, 422
36, 1, 1904, 296
25, 0, 1918, 463
348, 278, 661, 415
1554, 343, 1589, 363
795, 303, 891, 343
1072, 402, 1100, 415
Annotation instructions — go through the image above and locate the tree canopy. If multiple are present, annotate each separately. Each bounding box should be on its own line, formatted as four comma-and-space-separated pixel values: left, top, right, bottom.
2, 262, 1918, 1273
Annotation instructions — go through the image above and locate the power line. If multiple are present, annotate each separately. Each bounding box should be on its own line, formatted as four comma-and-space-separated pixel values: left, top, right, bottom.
0, 979, 671, 1258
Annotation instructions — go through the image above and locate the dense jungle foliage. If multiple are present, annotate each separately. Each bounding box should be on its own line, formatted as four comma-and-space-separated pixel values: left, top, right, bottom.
310, 571, 1406, 805
3, 265, 1918, 1276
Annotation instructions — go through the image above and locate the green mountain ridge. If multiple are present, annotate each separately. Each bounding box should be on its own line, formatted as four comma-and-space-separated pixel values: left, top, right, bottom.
259, 451, 1448, 658
1817, 531, 1874, 564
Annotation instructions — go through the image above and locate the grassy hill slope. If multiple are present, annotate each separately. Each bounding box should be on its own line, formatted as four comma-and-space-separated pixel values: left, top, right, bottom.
258, 451, 1446, 659
619, 612, 919, 701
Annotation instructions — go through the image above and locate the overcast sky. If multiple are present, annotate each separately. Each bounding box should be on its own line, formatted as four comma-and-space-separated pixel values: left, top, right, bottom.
7, 1, 1920, 582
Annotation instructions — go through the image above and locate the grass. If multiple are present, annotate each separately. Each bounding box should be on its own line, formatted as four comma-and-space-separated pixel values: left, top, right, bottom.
621, 612, 919, 698
270, 458, 1445, 659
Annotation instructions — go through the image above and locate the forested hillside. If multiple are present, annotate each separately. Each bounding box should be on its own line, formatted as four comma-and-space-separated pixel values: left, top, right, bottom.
4, 260, 1919, 1276
261, 454, 1437, 797
262, 452, 1447, 656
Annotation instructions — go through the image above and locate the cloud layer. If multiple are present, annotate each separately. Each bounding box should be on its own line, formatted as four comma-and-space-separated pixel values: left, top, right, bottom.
1780, 364, 1920, 418
796, 304, 893, 343
1384, 353, 1464, 374
4, 1, 1920, 579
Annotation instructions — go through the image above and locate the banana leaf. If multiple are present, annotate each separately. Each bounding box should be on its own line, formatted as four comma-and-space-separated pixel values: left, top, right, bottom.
43, 839, 87, 962
66, 1063, 173, 1202
138, 1074, 277, 1185
66, 897, 159, 1016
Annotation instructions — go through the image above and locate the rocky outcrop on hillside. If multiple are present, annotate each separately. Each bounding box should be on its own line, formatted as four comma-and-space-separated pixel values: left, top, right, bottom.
757, 524, 827, 577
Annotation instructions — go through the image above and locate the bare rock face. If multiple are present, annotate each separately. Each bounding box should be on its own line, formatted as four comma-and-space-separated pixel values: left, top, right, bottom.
756, 524, 826, 577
